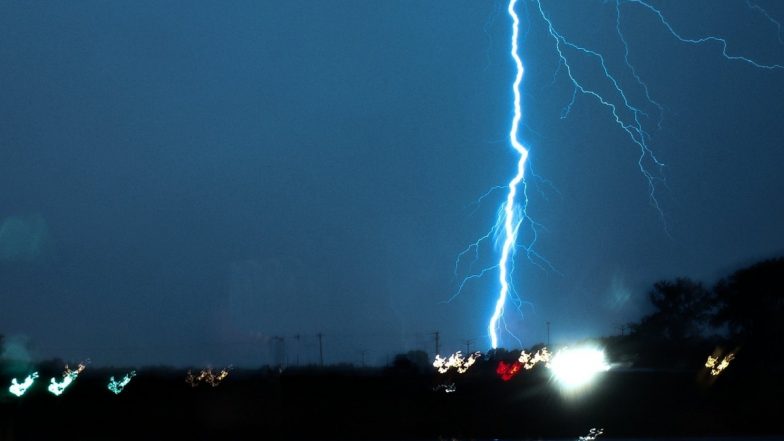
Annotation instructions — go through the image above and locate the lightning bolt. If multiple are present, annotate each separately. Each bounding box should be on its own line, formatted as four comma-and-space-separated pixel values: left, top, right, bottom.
451, 0, 558, 349
454, 0, 783, 350
488, 0, 529, 349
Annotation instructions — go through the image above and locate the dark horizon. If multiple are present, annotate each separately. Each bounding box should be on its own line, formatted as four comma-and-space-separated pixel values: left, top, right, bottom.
2, 253, 780, 370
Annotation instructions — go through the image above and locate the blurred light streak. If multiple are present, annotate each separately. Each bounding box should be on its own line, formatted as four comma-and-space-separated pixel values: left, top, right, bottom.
186, 367, 231, 387
496, 360, 524, 381
9, 372, 38, 397
433, 351, 482, 374
706, 353, 735, 376
48, 363, 86, 396
519, 347, 551, 369
579, 428, 604, 440
107, 371, 136, 394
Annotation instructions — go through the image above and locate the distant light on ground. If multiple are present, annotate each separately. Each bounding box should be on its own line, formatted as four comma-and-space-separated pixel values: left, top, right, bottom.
550, 346, 609, 391
433, 383, 457, 393
9, 372, 38, 397
48, 363, 86, 396
705, 353, 735, 376
496, 360, 524, 381
107, 371, 136, 394
433, 351, 482, 374
578, 428, 604, 440
519, 347, 552, 369
186, 367, 231, 387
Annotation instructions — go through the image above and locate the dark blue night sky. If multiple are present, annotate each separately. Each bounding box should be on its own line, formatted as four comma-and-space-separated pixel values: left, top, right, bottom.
1, 0, 782, 366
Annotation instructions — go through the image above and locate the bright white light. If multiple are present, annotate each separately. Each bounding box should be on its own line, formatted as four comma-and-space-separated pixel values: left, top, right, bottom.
550, 347, 609, 391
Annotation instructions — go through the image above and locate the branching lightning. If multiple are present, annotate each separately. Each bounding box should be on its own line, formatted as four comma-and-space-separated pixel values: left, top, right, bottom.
747, 0, 784, 45
627, 0, 784, 70
486, 0, 530, 350
452, 0, 784, 351
534, 0, 667, 223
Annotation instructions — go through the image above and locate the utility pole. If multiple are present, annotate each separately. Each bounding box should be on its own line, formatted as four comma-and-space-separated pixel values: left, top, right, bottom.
433, 331, 440, 356
617, 324, 626, 336
294, 334, 301, 366
546, 321, 551, 347
465, 339, 473, 354
317, 332, 324, 367
271, 335, 285, 368
359, 349, 367, 367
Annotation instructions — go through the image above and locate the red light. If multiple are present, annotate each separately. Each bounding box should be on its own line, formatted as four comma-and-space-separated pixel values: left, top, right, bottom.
496, 360, 523, 381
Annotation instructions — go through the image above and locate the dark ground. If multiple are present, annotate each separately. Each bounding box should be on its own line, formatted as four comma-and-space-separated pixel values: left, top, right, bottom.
1, 356, 782, 441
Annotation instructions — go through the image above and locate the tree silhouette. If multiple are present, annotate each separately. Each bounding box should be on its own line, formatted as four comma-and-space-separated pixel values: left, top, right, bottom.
712, 257, 784, 348
391, 350, 430, 372
630, 278, 712, 342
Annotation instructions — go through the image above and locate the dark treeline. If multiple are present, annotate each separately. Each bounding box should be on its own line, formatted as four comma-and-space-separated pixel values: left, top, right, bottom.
0, 258, 783, 440
604, 256, 784, 373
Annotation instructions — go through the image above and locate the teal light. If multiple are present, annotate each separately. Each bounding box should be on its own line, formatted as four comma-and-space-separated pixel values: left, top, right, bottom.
48, 372, 78, 396
107, 371, 136, 394
48, 364, 85, 396
9, 372, 39, 397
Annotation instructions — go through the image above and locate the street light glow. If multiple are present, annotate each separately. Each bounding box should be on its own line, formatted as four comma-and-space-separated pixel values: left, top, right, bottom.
550, 346, 609, 391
